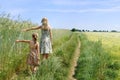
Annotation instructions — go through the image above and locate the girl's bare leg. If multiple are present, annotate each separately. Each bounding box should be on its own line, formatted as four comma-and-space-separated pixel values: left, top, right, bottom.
33, 66, 37, 73
30, 66, 34, 73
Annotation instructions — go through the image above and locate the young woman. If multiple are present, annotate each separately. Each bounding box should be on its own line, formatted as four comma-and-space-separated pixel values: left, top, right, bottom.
23, 17, 52, 59
16, 33, 40, 73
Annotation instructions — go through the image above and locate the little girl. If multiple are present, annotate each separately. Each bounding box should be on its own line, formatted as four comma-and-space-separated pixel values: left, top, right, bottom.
16, 33, 40, 73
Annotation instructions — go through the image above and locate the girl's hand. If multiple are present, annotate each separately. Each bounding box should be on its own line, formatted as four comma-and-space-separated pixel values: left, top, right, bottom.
16, 40, 20, 42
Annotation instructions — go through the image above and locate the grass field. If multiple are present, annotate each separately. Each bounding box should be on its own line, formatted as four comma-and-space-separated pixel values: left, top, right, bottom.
85, 32, 120, 80
85, 32, 120, 57
0, 14, 120, 80
75, 32, 120, 80
0, 14, 79, 80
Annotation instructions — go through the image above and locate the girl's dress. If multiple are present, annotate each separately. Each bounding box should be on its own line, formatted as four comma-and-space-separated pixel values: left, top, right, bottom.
27, 41, 39, 66
40, 29, 52, 54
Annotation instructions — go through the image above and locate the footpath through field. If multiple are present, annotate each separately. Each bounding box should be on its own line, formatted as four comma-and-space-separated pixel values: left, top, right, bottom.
68, 38, 80, 80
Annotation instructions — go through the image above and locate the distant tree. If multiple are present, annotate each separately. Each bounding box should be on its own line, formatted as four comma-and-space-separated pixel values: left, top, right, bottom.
111, 30, 117, 32
93, 30, 98, 32
71, 28, 76, 32
82, 30, 85, 32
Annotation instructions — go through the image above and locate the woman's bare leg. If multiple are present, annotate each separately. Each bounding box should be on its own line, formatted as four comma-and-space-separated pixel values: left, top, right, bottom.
42, 54, 49, 60
45, 54, 49, 59
42, 54, 46, 60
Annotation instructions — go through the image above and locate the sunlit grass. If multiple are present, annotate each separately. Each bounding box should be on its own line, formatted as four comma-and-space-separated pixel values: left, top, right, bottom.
85, 32, 120, 80
75, 33, 120, 80
85, 32, 120, 57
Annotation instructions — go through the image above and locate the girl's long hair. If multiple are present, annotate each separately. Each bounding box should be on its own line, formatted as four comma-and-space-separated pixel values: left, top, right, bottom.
32, 33, 38, 44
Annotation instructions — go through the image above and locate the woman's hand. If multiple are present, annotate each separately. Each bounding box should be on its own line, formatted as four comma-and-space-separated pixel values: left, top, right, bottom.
16, 40, 20, 42
22, 29, 28, 32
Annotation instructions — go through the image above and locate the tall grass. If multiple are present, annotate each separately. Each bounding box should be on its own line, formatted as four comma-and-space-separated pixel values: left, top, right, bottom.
74, 33, 120, 80
15, 33, 78, 80
0, 14, 35, 80
0, 13, 78, 80
85, 32, 120, 79
84, 32, 120, 57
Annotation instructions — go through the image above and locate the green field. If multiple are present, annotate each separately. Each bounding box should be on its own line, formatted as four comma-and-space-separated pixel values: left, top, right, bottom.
0, 15, 79, 80
75, 32, 120, 80
0, 14, 120, 80
85, 32, 120, 80
85, 32, 120, 57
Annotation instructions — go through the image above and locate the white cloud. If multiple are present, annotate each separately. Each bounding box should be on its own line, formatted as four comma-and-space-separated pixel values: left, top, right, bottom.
88, 6, 120, 12
6, 8, 26, 16
37, 6, 120, 13
51, 0, 120, 6
51, 0, 92, 5
2, 0, 120, 16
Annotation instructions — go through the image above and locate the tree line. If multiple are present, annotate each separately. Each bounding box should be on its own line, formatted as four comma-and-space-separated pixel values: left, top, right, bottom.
71, 28, 118, 32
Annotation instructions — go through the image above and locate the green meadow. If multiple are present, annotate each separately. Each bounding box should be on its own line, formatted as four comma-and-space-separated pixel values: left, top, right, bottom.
0, 14, 120, 80
0, 14, 79, 80
75, 32, 120, 80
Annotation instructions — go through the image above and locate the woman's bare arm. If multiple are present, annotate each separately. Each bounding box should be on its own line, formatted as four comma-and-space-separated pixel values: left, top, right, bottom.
16, 40, 30, 43
49, 28, 52, 43
23, 26, 41, 31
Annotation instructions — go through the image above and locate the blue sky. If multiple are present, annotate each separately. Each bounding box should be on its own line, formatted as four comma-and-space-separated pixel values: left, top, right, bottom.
0, 0, 120, 30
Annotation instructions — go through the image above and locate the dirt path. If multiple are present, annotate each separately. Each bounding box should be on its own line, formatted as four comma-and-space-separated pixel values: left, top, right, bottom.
68, 39, 80, 80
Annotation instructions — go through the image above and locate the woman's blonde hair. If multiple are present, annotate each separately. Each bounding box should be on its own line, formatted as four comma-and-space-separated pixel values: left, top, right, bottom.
41, 17, 48, 23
